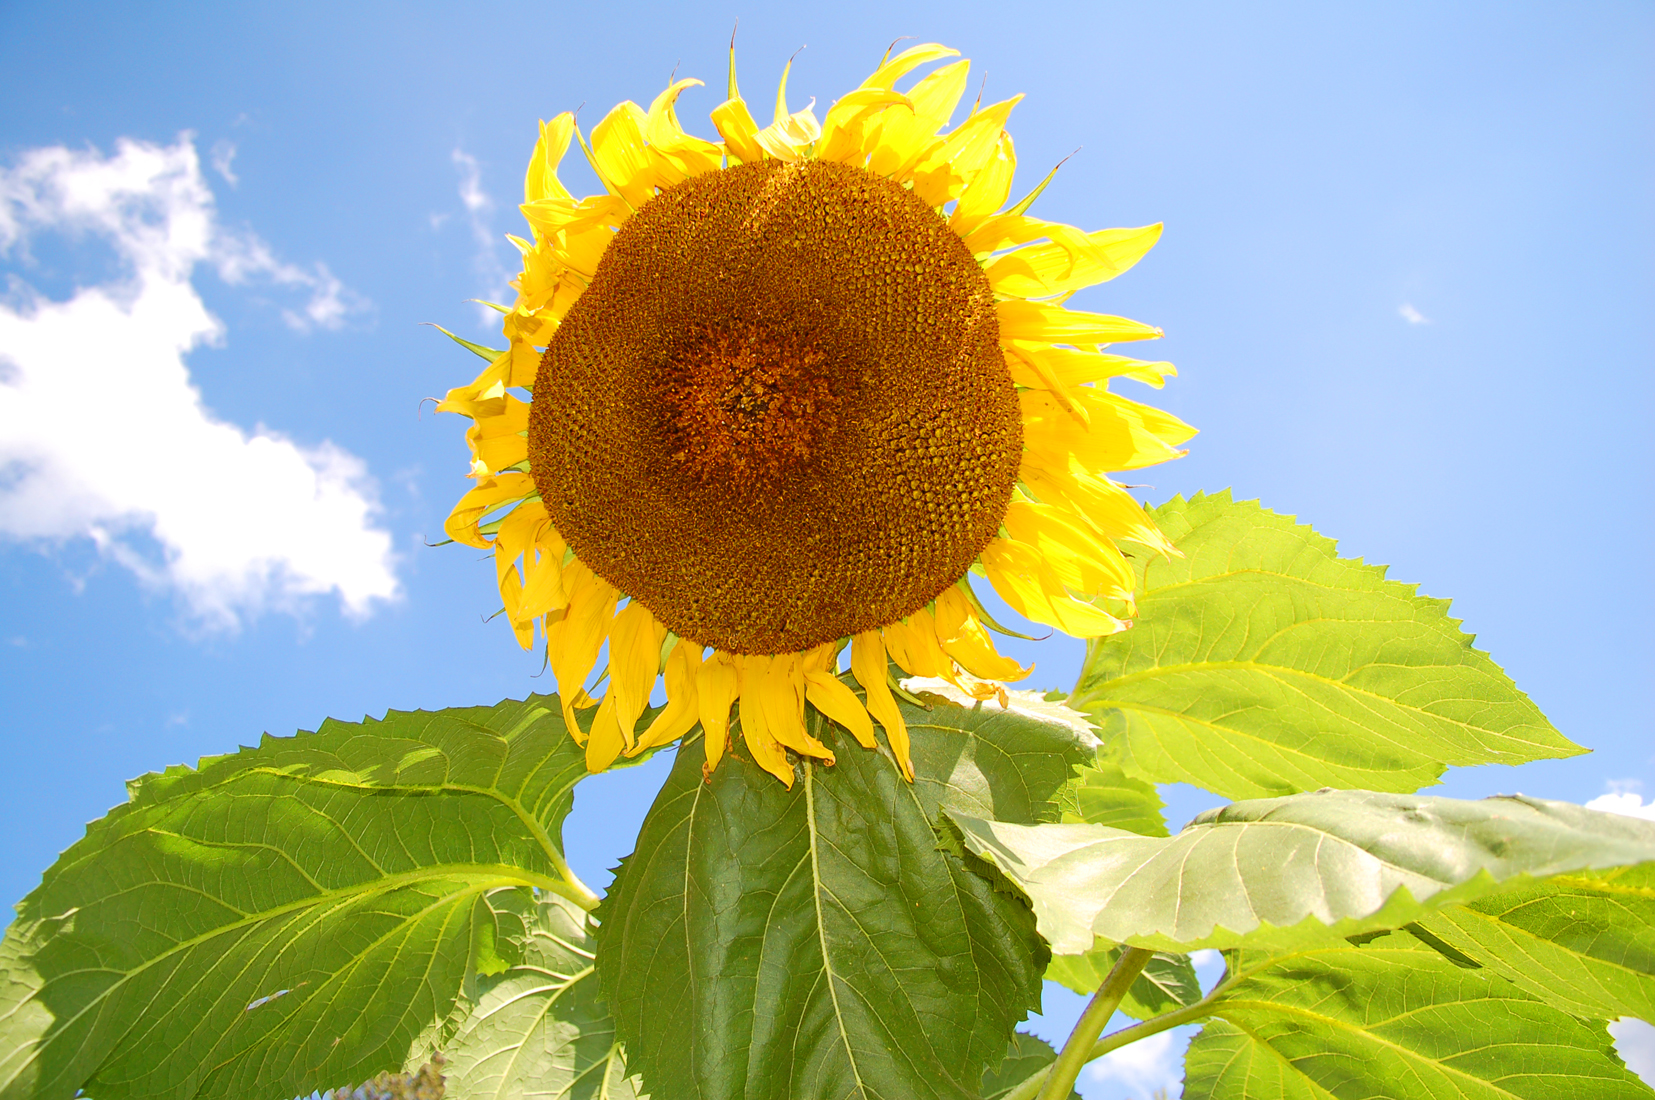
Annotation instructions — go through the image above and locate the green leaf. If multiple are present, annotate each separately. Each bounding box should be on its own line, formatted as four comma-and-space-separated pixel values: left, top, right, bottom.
950, 790, 1655, 954
0, 695, 606, 1100
1414, 861, 1655, 1022
1184, 933, 1654, 1099
1057, 758, 1168, 836
445, 894, 642, 1100
597, 692, 1094, 1100
1072, 491, 1581, 799
1045, 947, 1200, 1019
980, 1034, 1077, 1100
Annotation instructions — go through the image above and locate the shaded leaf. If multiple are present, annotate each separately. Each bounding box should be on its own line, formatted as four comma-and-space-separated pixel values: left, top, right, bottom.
1072, 492, 1580, 799
1057, 758, 1168, 837
446, 895, 641, 1100
979, 1034, 1076, 1100
1416, 861, 1655, 1022
1045, 947, 1199, 1019
597, 692, 1093, 1100
951, 790, 1655, 953
1184, 933, 1653, 1099
0, 696, 606, 1100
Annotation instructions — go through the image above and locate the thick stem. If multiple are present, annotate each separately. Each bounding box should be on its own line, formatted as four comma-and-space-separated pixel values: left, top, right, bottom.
1034, 947, 1154, 1100
546, 850, 601, 911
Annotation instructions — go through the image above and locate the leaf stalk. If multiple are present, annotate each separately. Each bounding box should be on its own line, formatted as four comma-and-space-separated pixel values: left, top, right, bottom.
1032, 946, 1154, 1100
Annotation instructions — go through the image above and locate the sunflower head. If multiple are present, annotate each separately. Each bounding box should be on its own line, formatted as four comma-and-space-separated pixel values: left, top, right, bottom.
440, 42, 1194, 787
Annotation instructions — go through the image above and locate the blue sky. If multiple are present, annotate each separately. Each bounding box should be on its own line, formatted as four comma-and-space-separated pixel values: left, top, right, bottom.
2, 2, 1651, 1095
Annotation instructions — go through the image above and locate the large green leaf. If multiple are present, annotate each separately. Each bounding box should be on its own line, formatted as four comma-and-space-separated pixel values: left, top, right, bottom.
1183, 932, 1654, 1099
979, 1034, 1077, 1100
0, 696, 605, 1100
596, 691, 1094, 1100
1045, 947, 1200, 1020
1415, 861, 1655, 1022
446, 894, 641, 1100
1071, 492, 1581, 799
1056, 759, 1168, 837
951, 790, 1655, 953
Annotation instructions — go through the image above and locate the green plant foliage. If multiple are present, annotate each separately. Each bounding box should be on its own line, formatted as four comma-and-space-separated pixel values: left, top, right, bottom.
0, 696, 608, 1100
1045, 947, 1200, 1019
1182, 932, 1654, 1099
445, 895, 640, 1100
951, 790, 1655, 954
1071, 492, 1581, 799
1415, 861, 1655, 1023
1056, 759, 1168, 836
978, 1034, 1077, 1100
596, 694, 1094, 1100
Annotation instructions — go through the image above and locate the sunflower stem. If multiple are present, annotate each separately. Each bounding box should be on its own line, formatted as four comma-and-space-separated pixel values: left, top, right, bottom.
1033, 947, 1153, 1100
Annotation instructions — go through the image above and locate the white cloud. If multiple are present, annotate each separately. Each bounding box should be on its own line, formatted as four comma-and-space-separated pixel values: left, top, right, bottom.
451, 149, 513, 321
1586, 791, 1655, 821
0, 134, 398, 627
1083, 1024, 1193, 1098
1399, 302, 1430, 324
210, 139, 238, 186
1612, 1018, 1655, 1085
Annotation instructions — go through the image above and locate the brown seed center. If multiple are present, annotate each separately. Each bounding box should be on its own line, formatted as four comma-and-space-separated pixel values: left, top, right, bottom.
527, 159, 1021, 654
660, 324, 839, 490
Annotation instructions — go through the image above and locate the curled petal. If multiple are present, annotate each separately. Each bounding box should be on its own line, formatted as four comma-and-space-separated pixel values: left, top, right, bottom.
852, 630, 913, 781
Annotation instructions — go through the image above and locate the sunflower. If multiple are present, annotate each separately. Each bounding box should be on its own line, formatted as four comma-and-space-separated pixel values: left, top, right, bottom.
439, 41, 1194, 787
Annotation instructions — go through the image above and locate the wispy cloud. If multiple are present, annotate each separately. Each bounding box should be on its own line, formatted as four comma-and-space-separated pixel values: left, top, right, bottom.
1399, 302, 1430, 325
210, 139, 238, 186
451, 149, 514, 322
1083, 1024, 1195, 1097
0, 134, 398, 628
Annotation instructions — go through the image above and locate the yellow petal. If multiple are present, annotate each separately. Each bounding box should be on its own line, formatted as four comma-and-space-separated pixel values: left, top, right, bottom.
711, 96, 766, 163
1019, 462, 1176, 555
467, 393, 532, 476
435, 350, 513, 419
589, 100, 655, 208
1004, 499, 1136, 601
981, 538, 1128, 639
948, 130, 1016, 235
881, 612, 948, 678
859, 42, 960, 90
817, 87, 912, 164
444, 472, 536, 549
753, 104, 822, 162
996, 299, 1163, 345
985, 224, 1164, 299
1003, 342, 1177, 391
908, 96, 1022, 208
736, 656, 795, 786
517, 523, 570, 621
698, 650, 740, 776
851, 630, 913, 781
633, 641, 703, 754
1020, 387, 1195, 472
546, 560, 619, 739
803, 668, 877, 749
933, 587, 1032, 682
585, 692, 628, 773
645, 78, 724, 179
865, 59, 971, 176
608, 600, 668, 748
494, 501, 568, 638
761, 653, 835, 763
524, 114, 576, 204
